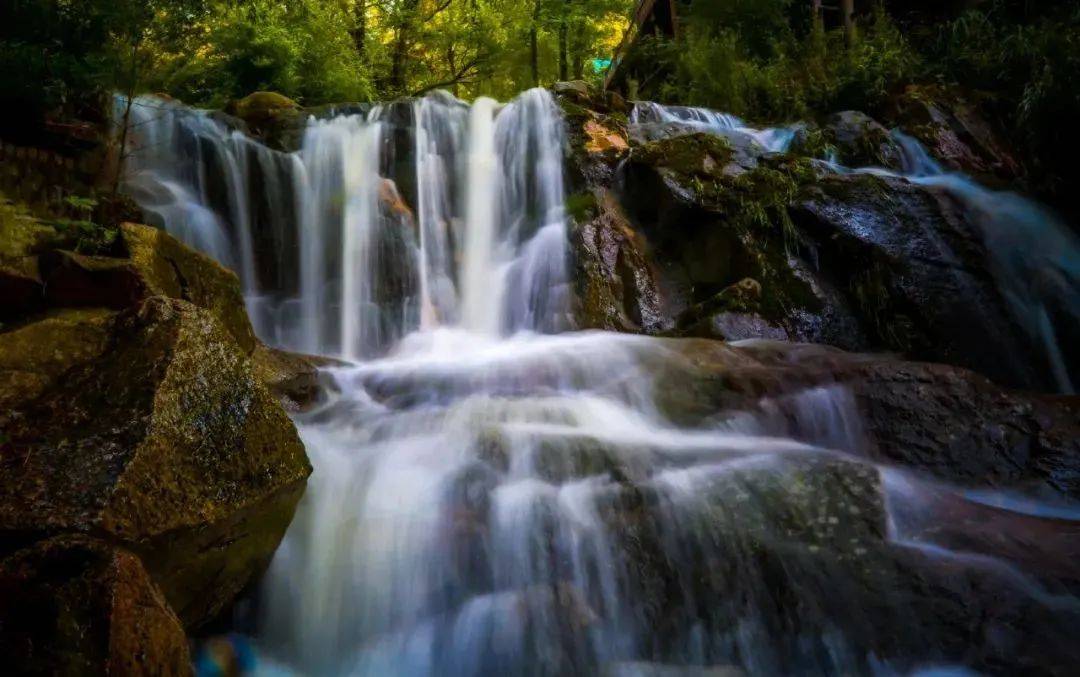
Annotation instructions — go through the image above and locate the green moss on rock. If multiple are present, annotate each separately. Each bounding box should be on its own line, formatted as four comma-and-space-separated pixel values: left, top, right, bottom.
0, 308, 115, 411
0, 535, 191, 676
0, 297, 310, 626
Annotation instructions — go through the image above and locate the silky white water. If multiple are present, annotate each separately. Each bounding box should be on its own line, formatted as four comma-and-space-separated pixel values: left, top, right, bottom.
116, 92, 1080, 675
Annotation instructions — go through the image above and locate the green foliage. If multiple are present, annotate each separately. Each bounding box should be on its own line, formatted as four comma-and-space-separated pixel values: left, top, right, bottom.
648, 6, 918, 123
927, 1, 1080, 201
48, 218, 119, 255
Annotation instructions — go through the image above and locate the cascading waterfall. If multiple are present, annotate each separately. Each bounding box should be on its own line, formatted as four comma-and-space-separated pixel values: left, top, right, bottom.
632, 101, 1080, 393
889, 132, 1080, 393
117, 92, 1080, 675
461, 97, 501, 335
119, 87, 570, 357
631, 100, 797, 153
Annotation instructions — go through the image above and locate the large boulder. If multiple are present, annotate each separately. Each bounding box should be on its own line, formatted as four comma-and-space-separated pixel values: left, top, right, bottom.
0, 536, 191, 676
570, 189, 667, 332
0, 307, 115, 411
824, 111, 903, 170
889, 84, 1022, 183
790, 171, 1049, 390
0, 296, 310, 627
620, 136, 864, 346
39, 223, 257, 354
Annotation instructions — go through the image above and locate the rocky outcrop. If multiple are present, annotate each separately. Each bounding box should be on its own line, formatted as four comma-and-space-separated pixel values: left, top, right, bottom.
790, 172, 1048, 390
0, 297, 310, 626
823, 111, 903, 170
0, 207, 313, 666
651, 338, 1080, 500
553, 85, 1071, 390
571, 189, 666, 333
0, 536, 192, 676
889, 84, 1022, 184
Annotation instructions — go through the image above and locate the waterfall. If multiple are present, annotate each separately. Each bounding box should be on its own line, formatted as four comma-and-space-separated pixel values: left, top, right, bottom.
120, 88, 570, 356
461, 97, 501, 335
117, 91, 1080, 676
889, 132, 1080, 393
630, 101, 797, 153
414, 92, 468, 328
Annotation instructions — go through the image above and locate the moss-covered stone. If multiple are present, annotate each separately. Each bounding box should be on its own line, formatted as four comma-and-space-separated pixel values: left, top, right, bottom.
632, 132, 734, 182
0, 535, 191, 676
0, 297, 310, 627
120, 222, 257, 354
0, 307, 115, 411
823, 111, 902, 170
224, 92, 303, 152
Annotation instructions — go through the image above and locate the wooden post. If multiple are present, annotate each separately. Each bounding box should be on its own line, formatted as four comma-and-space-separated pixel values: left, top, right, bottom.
841, 0, 856, 47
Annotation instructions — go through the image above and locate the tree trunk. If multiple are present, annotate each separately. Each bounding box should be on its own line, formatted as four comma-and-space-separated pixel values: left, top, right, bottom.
530, 0, 540, 86
113, 36, 141, 198
842, 0, 856, 47
390, 0, 420, 94
558, 18, 568, 81
351, 0, 367, 62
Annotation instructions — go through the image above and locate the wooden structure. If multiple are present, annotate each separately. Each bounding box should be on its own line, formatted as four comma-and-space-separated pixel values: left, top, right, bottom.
603, 0, 679, 91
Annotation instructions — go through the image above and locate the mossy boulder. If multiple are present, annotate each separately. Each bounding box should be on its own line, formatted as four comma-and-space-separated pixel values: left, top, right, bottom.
622, 142, 826, 331
0, 296, 310, 626
0, 536, 191, 676
631, 132, 735, 189
119, 222, 257, 354
824, 111, 903, 170
224, 92, 303, 152
0, 308, 115, 411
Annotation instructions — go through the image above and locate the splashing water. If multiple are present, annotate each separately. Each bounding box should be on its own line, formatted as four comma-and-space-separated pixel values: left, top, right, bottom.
630, 101, 797, 153
117, 93, 1080, 675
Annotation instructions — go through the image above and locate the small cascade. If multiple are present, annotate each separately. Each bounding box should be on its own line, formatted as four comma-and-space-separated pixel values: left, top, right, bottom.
117, 95, 300, 336
890, 132, 1080, 393
630, 101, 797, 153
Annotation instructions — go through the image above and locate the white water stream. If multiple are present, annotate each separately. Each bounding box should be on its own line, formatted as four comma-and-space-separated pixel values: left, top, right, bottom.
117, 92, 1080, 675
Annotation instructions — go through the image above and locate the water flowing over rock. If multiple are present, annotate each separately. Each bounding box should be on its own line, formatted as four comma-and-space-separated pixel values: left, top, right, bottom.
103, 86, 1080, 675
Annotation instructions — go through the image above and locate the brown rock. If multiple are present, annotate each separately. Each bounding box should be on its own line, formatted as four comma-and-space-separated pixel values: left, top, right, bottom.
0, 297, 310, 626
120, 222, 257, 354
0, 307, 115, 411
0, 536, 191, 676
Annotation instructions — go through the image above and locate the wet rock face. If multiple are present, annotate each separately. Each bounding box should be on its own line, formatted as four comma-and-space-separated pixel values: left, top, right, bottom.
889, 85, 1022, 184
790, 172, 1048, 390
824, 111, 903, 170
658, 339, 1080, 501
0, 536, 191, 676
848, 359, 1080, 499
571, 190, 667, 333
0, 297, 310, 626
